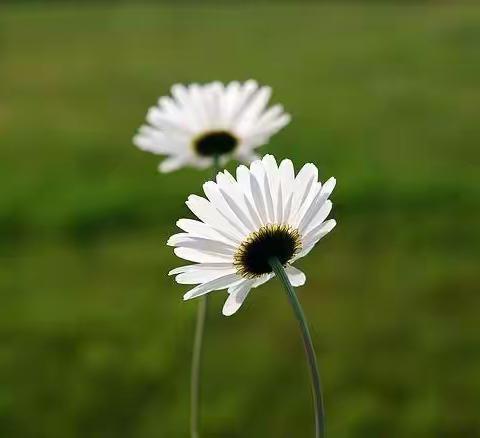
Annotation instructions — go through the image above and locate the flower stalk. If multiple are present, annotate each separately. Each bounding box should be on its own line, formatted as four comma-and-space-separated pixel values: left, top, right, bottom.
269, 257, 325, 438
190, 293, 207, 438
190, 155, 220, 438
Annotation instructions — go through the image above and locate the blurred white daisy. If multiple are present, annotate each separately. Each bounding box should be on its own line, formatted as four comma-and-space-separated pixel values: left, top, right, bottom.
133, 80, 291, 172
167, 154, 336, 316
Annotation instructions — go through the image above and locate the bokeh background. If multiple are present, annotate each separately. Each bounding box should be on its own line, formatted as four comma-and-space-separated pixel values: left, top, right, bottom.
1, 1, 479, 437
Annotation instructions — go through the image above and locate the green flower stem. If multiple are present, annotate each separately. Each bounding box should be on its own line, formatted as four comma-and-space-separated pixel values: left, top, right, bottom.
269, 257, 326, 438
190, 155, 220, 438
190, 294, 207, 438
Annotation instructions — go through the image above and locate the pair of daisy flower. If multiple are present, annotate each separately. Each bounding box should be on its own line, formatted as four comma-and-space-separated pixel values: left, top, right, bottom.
134, 80, 336, 316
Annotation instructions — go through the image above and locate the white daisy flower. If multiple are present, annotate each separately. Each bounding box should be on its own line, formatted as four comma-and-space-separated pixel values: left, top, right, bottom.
167, 154, 336, 316
133, 80, 291, 172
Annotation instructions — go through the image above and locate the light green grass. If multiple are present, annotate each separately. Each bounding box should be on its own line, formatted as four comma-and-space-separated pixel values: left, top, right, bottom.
0, 3, 479, 437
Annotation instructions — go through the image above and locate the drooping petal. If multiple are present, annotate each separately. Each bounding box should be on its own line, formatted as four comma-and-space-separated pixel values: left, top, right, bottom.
222, 280, 254, 316
286, 265, 306, 287
183, 273, 241, 300
176, 267, 237, 285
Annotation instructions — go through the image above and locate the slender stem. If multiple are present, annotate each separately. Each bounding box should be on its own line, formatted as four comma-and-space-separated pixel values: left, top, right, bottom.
212, 154, 220, 176
190, 155, 220, 438
269, 257, 326, 438
190, 295, 207, 438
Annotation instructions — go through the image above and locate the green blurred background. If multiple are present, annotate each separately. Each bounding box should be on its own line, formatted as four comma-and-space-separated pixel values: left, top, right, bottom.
1, 2, 479, 437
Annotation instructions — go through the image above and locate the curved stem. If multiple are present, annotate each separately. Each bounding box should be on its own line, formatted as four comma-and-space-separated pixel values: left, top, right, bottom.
190, 155, 220, 438
190, 295, 207, 438
269, 257, 326, 438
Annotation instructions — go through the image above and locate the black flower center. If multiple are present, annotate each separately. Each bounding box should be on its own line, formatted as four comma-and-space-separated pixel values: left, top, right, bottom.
194, 131, 238, 157
234, 224, 302, 278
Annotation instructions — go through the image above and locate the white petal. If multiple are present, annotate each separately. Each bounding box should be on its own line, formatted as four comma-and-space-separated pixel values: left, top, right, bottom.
176, 218, 239, 245
256, 104, 285, 126
252, 273, 273, 288
203, 181, 251, 235
186, 195, 244, 241
279, 158, 295, 202
229, 80, 259, 123
176, 267, 236, 284
302, 219, 337, 250
303, 200, 333, 235
133, 127, 182, 154
174, 247, 232, 264
222, 81, 241, 125
183, 273, 240, 300
297, 187, 329, 232
282, 192, 293, 227
158, 156, 188, 173
249, 160, 268, 224
215, 172, 258, 232
262, 154, 280, 222
289, 163, 318, 222
236, 165, 263, 228
222, 280, 254, 316
146, 106, 195, 135
220, 188, 257, 233
168, 235, 236, 255
169, 263, 233, 275
245, 113, 291, 141
171, 84, 203, 130
320, 177, 336, 199
286, 266, 306, 287
166, 232, 190, 246
275, 183, 283, 226
263, 172, 275, 223
297, 177, 336, 232
237, 85, 272, 130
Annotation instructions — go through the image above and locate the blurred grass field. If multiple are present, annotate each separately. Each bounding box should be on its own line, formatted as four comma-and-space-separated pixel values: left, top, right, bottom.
1, 2, 479, 437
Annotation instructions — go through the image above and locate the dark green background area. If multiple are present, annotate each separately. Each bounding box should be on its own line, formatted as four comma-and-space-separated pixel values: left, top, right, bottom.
0, 3, 479, 437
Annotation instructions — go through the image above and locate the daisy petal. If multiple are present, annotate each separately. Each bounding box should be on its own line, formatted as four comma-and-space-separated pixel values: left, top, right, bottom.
168, 236, 236, 255
186, 195, 245, 241
183, 273, 240, 300
222, 280, 254, 316
169, 263, 233, 275
174, 247, 232, 264
302, 219, 337, 250
176, 267, 236, 284
286, 266, 306, 287
176, 219, 239, 245
304, 200, 333, 235
158, 156, 188, 173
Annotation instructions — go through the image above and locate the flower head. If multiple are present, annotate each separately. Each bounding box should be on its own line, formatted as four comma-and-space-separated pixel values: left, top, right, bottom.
168, 155, 336, 316
133, 81, 290, 172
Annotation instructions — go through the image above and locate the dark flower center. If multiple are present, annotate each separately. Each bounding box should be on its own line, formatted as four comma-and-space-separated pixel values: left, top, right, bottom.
194, 131, 238, 157
234, 224, 302, 278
